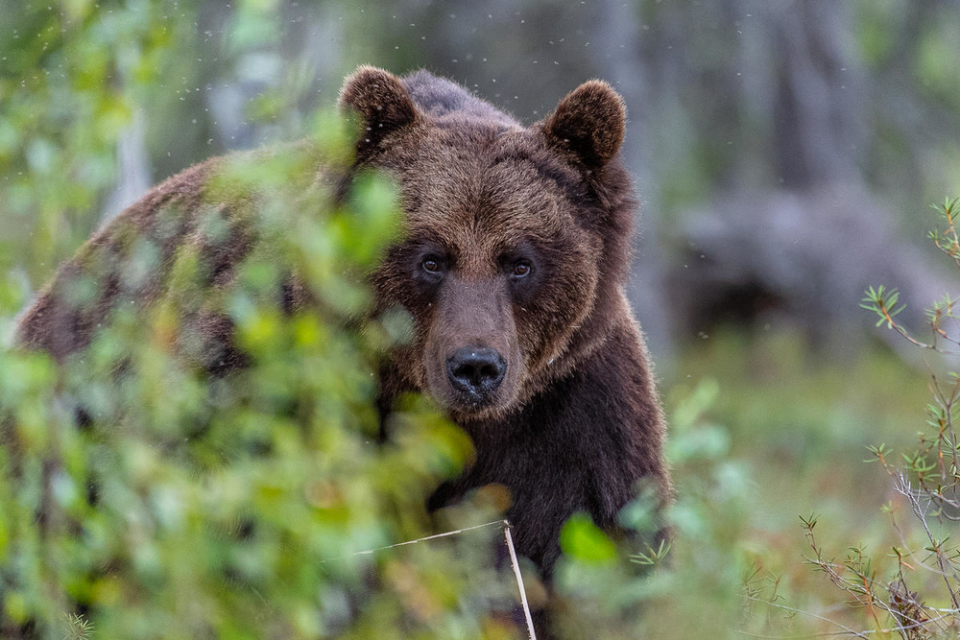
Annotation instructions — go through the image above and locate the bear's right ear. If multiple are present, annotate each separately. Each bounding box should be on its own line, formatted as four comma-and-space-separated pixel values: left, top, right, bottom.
338, 66, 420, 158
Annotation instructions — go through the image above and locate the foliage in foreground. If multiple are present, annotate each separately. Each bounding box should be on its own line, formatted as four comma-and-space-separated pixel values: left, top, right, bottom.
0, 126, 526, 639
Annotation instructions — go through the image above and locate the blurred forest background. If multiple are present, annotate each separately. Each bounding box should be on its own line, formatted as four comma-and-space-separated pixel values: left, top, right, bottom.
3, 0, 960, 637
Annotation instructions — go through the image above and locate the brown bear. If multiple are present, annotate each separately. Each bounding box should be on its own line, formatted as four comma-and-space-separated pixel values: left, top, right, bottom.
15, 66, 671, 634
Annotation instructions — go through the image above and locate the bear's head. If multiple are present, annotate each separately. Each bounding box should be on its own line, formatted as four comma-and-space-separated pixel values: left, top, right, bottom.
340, 67, 635, 422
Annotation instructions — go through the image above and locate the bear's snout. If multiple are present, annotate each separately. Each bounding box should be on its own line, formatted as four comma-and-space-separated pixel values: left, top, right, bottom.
446, 347, 506, 402
417, 275, 522, 416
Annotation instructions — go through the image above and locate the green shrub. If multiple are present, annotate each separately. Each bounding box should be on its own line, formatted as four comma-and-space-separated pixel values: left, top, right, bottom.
0, 123, 530, 639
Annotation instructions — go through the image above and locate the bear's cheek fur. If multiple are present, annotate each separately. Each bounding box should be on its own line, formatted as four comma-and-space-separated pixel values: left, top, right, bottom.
513, 234, 601, 377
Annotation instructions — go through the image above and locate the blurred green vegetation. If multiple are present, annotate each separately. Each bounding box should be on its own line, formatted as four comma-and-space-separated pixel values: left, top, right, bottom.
0, 124, 522, 637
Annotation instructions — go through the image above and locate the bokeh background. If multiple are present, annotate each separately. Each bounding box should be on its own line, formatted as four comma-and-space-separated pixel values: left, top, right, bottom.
3, 0, 960, 636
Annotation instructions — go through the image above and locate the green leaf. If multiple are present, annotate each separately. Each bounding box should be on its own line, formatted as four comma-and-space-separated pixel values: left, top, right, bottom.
560, 513, 618, 564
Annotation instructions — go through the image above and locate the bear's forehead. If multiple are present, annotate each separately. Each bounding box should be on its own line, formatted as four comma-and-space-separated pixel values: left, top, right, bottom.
389, 124, 587, 243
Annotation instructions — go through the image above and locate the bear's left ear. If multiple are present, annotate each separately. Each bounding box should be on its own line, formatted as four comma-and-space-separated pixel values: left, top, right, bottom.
542, 80, 626, 170
338, 65, 421, 156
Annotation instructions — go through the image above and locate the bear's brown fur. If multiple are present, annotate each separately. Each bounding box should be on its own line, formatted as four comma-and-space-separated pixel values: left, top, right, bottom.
15, 66, 671, 635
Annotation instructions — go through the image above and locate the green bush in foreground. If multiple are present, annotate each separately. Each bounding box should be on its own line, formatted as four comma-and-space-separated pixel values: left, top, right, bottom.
0, 123, 525, 639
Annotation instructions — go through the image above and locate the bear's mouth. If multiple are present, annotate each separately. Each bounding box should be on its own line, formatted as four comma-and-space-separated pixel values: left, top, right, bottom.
441, 389, 516, 420
448, 387, 500, 412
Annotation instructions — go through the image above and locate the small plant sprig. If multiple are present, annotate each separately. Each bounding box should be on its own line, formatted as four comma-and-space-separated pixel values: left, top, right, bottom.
62, 613, 93, 640
930, 197, 960, 270
861, 198, 960, 356
629, 537, 672, 567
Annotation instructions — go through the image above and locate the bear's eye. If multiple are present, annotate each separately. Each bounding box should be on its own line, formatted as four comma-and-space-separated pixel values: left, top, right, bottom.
511, 260, 532, 278
421, 256, 442, 274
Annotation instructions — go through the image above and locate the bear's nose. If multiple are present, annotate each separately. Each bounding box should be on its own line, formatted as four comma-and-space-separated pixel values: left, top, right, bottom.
446, 347, 506, 399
